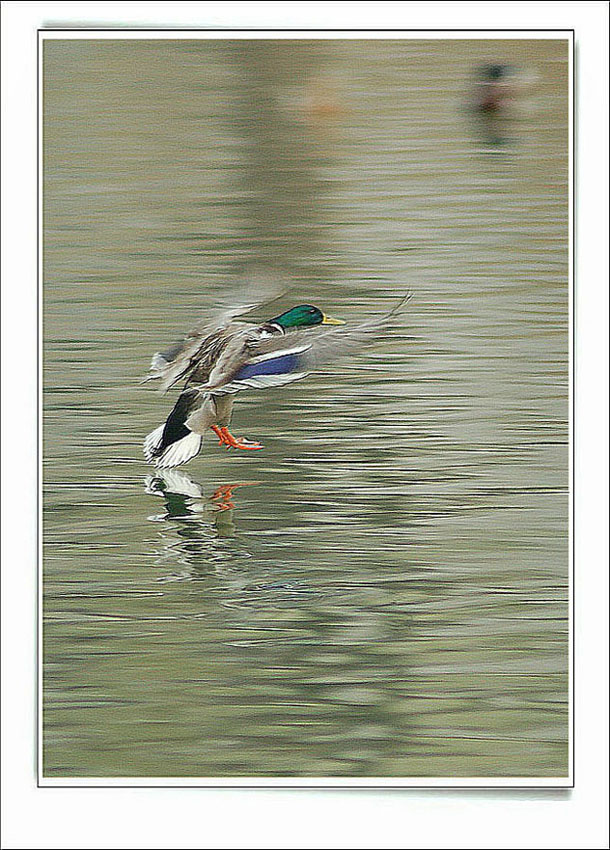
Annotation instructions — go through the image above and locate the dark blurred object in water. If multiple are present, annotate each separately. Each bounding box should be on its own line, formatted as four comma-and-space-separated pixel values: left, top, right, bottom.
470, 63, 539, 151
473, 63, 539, 114
475, 64, 516, 113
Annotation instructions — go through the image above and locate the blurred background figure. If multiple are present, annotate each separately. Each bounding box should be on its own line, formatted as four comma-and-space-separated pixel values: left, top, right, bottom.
474, 64, 517, 113
473, 62, 539, 114
275, 70, 349, 129
470, 62, 539, 150
293, 71, 350, 126
300, 72, 349, 124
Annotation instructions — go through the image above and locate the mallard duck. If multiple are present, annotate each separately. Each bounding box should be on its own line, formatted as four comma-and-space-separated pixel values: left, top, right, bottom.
143, 291, 409, 469
473, 63, 538, 114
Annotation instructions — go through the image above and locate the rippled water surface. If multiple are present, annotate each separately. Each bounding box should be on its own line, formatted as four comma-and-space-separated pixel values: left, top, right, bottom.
43, 38, 569, 778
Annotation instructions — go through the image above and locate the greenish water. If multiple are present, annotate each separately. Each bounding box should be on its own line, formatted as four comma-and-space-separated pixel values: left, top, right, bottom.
43, 38, 569, 778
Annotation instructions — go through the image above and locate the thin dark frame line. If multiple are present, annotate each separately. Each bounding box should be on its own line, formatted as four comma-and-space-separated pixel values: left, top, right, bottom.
571, 30, 576, 792
38, 27, 576, 34
37, 28, 576, 30
36, 27, 575, 790
36, 32, 41, 786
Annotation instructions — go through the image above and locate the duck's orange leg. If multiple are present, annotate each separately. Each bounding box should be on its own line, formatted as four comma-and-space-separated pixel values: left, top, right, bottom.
210, 425, 263, 450
210, 425, 225, 446
219, 427, 263, 450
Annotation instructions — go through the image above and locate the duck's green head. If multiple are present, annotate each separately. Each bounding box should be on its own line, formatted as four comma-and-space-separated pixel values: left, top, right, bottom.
270, 304, 345, 330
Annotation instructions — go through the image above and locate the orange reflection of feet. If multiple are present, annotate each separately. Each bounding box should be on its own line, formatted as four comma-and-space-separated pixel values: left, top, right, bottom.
210, 482, 258, 511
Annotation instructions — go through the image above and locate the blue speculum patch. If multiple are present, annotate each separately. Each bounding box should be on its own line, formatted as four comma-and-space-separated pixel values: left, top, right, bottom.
236, 352, 300, 379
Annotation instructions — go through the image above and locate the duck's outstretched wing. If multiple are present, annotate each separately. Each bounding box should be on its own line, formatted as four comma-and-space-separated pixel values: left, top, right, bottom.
201, 293, 412, 395
141, 275, 288, 392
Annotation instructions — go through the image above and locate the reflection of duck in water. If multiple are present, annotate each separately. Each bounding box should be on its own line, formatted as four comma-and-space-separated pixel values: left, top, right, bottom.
145, 468, 256, 535
145, 469, 314, 604
143, 287, 410, 469
145, 469, 257, 583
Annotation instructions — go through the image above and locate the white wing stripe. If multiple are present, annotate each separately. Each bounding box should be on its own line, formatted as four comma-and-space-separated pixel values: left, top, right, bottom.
247, 343, 311, 364
215, 372, 309, 394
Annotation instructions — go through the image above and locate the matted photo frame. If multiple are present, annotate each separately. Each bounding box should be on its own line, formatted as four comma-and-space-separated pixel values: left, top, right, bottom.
37, 27, 573, 788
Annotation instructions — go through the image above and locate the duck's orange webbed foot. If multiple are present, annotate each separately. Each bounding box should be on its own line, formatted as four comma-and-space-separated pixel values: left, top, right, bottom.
219, 427, 263, 451
210, 425, 263, 450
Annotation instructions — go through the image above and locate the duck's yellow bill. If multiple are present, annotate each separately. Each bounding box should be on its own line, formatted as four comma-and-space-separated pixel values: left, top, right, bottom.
322, 314, 346, 325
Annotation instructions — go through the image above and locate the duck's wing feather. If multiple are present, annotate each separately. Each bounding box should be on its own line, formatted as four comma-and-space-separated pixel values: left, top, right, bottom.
203, 294, 412, 395
142, 276, 288, 392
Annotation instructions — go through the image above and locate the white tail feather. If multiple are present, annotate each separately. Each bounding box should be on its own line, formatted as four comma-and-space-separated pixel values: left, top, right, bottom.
155, 432, 202, 469
143, 424, 165, 462
143, 424, 203, 469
